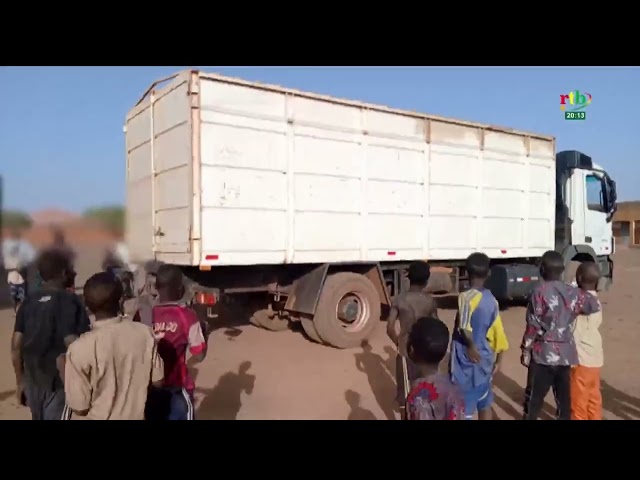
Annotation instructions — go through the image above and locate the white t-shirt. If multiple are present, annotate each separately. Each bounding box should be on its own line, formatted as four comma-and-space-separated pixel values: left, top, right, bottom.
114, 242, 135, 271
3, 238, 35, 285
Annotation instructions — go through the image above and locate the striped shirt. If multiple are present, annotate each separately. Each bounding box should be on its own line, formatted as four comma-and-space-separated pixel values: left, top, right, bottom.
450, 288, 509, 388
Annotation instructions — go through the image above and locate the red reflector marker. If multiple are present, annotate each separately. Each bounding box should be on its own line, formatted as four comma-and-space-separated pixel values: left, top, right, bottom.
523, 277, 530, 282
196, 292, 217, 306
387, 251, 396, 256
205, 254, 219, 260
500, 249, 507, 254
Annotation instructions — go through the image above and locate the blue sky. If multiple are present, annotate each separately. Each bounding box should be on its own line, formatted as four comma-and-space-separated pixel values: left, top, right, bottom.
1, 66, 638, 212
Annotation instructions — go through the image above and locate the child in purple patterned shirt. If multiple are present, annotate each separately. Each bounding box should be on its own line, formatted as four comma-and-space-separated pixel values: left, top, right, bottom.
405, 317, 465, 420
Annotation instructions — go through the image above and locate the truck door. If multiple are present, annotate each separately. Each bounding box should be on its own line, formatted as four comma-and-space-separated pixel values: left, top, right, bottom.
125, 73, 194, 261
583, 172, 612, 256
149, 77, 193, 255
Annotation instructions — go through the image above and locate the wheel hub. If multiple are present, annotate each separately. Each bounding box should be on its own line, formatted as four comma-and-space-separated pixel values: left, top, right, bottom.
337, 295, 360, 323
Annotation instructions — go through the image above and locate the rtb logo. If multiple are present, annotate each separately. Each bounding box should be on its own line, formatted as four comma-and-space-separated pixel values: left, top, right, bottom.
559, 90, 592, 111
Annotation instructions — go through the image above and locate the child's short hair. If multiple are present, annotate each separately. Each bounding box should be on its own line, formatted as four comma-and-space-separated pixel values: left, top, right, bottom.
540, 250, 565, 279
408, 316, 450, 364
84, 271, 123, 315
155, 264, 184, 293
36, 249, 70, 282
466, 252, 490, 280
576, 261, 600, 287
407, 261, 431, 285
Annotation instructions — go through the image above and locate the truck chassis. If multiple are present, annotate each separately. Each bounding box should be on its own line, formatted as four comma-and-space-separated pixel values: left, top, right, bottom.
181, 243, 611, 349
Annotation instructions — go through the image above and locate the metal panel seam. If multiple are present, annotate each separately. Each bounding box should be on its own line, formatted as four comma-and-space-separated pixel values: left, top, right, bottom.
190, 71, 202, 265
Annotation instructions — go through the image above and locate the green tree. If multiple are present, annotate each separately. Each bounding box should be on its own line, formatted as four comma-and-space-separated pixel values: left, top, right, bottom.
83, 205, 125, 235
1, 210, 33, 229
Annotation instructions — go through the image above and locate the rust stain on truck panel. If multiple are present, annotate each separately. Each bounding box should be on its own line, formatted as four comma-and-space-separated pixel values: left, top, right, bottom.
431, 121, 482, 147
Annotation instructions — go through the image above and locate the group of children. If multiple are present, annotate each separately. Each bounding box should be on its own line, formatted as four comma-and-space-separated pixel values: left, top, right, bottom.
11, 248, 207, 420
389, 251, 604, 421
8, 241, 604, 421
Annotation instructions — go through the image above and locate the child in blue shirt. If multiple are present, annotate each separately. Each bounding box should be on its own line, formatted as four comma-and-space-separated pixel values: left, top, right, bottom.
450, 252, 509, 420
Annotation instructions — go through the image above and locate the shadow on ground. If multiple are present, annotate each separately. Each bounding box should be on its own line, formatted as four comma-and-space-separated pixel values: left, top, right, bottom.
602, 381, 640, 420
0, 390, 15, 402
195, 360, 256, 420
354, 341, 397, 420
345, 390, 377, 420
492, 371, 556, 420
493, 374, 640, 420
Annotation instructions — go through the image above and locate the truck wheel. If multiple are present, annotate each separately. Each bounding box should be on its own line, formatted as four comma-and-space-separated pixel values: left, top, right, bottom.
250, 309, 289, 332
313, 272, 381, 349
301, 316, 323, 344
564, 260, 581, 285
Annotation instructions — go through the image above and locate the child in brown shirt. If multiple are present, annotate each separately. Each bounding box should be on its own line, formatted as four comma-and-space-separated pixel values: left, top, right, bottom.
64, 272, 164, 420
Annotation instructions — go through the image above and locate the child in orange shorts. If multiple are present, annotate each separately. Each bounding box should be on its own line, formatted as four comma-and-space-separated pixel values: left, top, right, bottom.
570, 262, 603, 420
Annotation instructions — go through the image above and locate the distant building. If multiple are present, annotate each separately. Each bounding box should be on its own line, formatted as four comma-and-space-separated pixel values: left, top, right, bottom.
612, 202, 640, 247
30, 208, 80, 226
2, 208, 115, 248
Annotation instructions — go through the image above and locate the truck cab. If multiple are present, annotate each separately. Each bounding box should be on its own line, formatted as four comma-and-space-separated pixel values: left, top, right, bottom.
555, 150, 617, 289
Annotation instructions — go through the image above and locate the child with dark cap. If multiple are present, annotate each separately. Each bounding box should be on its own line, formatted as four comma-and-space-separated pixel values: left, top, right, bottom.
386, 261, 438, 418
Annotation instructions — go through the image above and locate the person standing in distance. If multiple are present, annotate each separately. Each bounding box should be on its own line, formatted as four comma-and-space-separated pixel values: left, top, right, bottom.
2, 228, 36, 314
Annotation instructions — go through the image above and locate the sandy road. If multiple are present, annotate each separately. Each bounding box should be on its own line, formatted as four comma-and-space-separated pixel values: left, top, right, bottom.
0, 247, 638, 420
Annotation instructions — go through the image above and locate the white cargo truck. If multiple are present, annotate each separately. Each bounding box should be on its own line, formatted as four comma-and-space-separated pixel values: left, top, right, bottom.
125, 70, 618, 348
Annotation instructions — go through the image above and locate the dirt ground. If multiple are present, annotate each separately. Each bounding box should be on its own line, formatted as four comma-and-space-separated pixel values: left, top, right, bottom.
0, 247, 638, 420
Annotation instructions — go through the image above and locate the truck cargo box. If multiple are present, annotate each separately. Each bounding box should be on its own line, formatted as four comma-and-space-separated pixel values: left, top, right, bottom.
125, 70, 556, 267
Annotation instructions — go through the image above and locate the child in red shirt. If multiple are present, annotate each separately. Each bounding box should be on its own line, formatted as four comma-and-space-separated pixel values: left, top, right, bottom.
139, 265, 207, 420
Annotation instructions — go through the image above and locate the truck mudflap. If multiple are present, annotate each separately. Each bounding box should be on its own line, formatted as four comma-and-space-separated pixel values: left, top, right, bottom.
485, 264, 541, 302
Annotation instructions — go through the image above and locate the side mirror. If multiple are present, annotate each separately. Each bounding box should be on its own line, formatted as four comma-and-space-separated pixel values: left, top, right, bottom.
600, 177, 610, 212
603, 177, 618, 221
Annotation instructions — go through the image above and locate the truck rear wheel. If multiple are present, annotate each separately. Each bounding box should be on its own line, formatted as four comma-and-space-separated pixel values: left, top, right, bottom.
249, 309, 289, 332
564, 260, 581, 285
313, 272, 381, 349
301, 316, 323, 343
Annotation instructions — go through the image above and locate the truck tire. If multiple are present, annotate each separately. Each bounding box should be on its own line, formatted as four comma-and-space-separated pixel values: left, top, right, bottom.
313, 272, 381, 349
250, 309, 289, 332
301, 317, 323, 344
425, 271, 453, 294
564, 260, 581, 285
